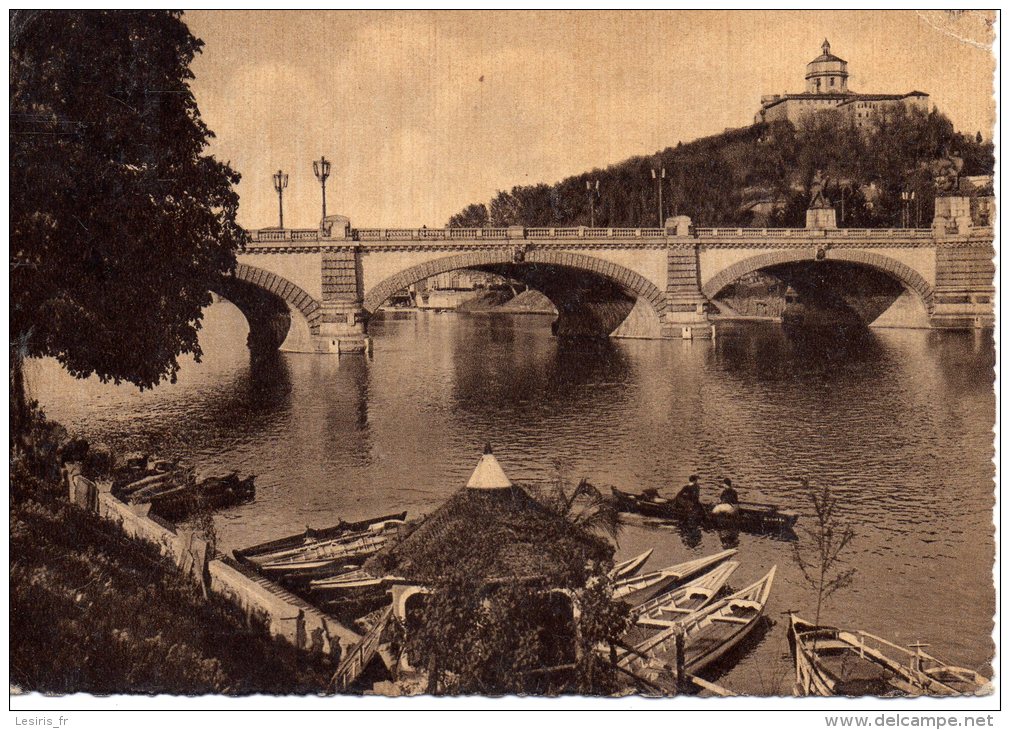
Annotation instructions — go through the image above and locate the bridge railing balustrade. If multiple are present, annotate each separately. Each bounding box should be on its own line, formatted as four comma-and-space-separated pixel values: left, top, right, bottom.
526, 228, 553, 239
252, 229, 290, 242
249, 225, 950, 245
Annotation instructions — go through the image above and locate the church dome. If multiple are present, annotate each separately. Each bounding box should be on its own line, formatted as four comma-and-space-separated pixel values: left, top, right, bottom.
805, 39, 849, 94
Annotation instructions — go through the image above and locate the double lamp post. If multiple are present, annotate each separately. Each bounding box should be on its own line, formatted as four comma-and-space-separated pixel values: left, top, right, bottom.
272, 156, 332, 229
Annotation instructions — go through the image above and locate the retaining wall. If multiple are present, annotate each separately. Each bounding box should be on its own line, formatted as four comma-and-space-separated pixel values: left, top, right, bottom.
63, 464, 361, 663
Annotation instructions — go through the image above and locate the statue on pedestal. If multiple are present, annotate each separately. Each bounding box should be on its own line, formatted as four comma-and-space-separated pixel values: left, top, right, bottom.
809, 169, 832, 209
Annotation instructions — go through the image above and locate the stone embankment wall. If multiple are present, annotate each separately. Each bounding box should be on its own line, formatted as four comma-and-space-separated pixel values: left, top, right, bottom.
63, 463, 361, 663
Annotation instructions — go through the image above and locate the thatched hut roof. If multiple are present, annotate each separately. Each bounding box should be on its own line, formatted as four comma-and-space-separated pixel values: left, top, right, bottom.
364, 446, 612, 588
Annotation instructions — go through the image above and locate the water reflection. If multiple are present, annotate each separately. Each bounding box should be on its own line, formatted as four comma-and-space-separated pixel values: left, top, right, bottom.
26, 303, 995, 693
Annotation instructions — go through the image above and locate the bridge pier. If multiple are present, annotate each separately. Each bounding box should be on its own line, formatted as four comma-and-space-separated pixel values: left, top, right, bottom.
317, 248, 371, 354
664, 217, 713, 339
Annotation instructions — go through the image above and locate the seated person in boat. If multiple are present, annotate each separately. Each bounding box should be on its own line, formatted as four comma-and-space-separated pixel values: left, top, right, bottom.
712, 478, 739, 516
640, 487, 666, 503
674, 475, 703, 513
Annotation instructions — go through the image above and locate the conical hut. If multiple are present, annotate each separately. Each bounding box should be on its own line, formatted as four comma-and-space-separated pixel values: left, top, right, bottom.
362, 445, 618, 693
365, 444, 612, 590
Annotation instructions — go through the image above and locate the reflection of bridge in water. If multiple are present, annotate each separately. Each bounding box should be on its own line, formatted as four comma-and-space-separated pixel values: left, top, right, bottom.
224, 204, 993, 355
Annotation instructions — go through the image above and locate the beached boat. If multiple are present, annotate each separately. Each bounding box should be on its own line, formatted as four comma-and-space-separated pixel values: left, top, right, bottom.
789, 615, 988, 697
628, 560, 739, 624
257, 529, 396, 575
617, 566, 776, 681
610, 486, 798, 533
609, 549, 654, 580
234, 511, 408, 564
612, 549, 737, 606
307, 567, 409, 598
148, 473, 256, 521
247, 519, 405, 567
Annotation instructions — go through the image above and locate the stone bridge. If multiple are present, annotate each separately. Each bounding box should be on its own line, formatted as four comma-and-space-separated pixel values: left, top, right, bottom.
224, 203, 993, 354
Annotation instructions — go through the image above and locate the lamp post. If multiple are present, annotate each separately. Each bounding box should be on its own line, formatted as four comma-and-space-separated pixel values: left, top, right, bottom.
586, 179, 599, 227
273, 170, 289, 229
838, 184, 853, 226
900, 190, 915, 229
313, 156, 331, 222
651, 167, 666, 227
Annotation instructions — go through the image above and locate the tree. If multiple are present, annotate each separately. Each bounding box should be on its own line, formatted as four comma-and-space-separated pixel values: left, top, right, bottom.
791, 479, 856, 631
447, 203, 489, 228
10, 11, 245, 437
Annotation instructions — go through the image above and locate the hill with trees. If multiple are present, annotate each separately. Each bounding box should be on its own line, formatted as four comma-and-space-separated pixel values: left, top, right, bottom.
447, 107, 993, 230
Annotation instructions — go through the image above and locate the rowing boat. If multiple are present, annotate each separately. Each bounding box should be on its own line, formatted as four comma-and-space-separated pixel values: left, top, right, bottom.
609, 549, 654, 580
306, 567, 410, 597
256, 526, 401, 582
611, 486, 798, 533
629, 560, 739, 623
249, 519, 404, 567
617, 566, 776, 681
612, 549, 737, 606
622, 561, 739, 648
234, 511, 408, 564
789, 615, 988, 697
915, 660, 990, 696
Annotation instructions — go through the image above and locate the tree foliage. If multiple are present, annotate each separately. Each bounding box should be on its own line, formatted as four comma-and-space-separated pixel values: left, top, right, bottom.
447, 108, 993, 230
447, 203, 489, 228
10, 10, 245, 432
404, 560, 630, 695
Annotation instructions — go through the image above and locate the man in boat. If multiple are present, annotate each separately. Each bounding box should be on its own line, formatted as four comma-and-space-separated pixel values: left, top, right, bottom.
673, 475, 703, 515
712, 478, 739, 516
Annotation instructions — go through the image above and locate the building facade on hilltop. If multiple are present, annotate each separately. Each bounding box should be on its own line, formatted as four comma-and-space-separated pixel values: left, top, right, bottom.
755, 40, 929, 127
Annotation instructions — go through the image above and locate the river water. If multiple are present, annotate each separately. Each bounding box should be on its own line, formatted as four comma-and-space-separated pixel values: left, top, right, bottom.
26, 302, 996, 695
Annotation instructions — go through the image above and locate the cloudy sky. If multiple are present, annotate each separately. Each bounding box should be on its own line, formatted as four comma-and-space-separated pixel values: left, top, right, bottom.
185, 10, 996, 230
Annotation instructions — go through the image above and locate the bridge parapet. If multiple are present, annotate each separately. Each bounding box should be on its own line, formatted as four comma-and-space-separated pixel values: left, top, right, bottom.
248, 225, 991, 247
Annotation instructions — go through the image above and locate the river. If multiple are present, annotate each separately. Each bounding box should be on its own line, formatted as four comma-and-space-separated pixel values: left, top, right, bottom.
26, 301, 996, 695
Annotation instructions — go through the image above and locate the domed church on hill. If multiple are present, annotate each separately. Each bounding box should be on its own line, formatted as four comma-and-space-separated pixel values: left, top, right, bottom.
755, 40, 929, 128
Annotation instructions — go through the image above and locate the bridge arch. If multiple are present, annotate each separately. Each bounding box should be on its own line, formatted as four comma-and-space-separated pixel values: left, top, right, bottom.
213, 263, 323, 354
700, 248, 934, 313
231, 263, 323, 333
362, 249, 668, 336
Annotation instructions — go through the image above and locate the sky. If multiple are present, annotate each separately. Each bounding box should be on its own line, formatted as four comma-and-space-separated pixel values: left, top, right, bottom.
184, 10, 997, 230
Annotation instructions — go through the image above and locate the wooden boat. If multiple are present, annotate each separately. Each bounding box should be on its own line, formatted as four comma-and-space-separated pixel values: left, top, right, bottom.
789, 615, 988, 697
914, 659, 990, 696
617, 566, 776, 680
149, 473, 256, 521
611, 486, 798, 533
609, 549, 654, 580
308, 567, 408, 597
610, 487, 682, 519
612, 549, 737, 606
248, 518, 404, 567
621, 561, 739, 649
234, 511, 408, 564
629, 560, 739, 623
706, 501, 799, 532
257, 527, 396, 575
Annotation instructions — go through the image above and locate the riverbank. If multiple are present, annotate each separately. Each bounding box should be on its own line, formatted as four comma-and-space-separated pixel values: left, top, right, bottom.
10, 463, 335, 694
